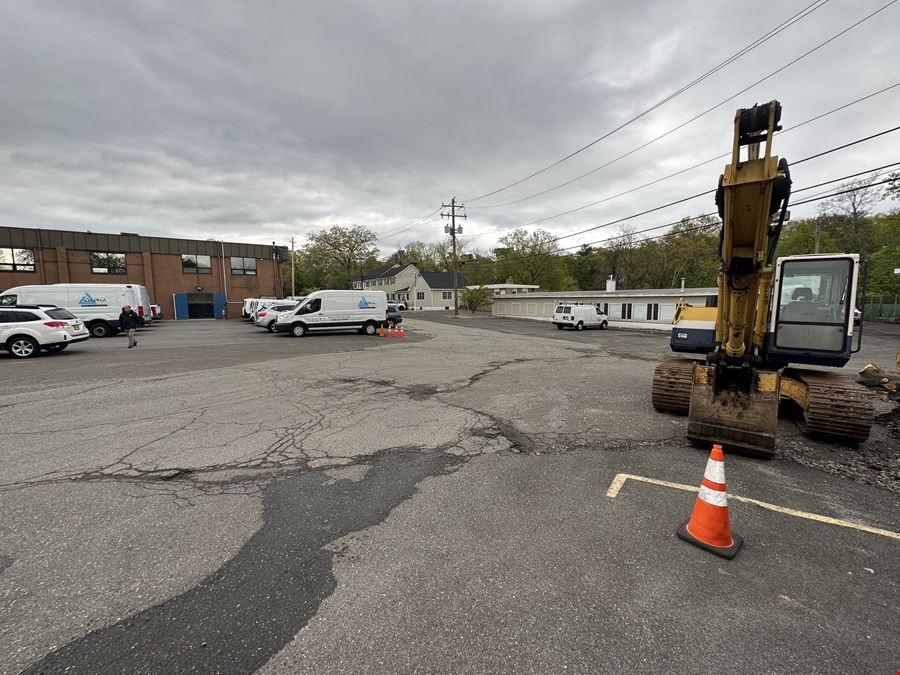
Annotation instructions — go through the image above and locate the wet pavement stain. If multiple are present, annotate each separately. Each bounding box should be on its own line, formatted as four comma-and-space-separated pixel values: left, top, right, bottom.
23, 450, 460, 675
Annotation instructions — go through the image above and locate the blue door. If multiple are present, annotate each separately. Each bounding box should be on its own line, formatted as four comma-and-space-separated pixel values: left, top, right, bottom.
173, 293, 189, 320
213, 293, 226, 319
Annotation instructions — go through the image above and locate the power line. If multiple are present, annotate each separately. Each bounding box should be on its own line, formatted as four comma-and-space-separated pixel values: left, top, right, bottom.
468, 81, 900, 211
458, 169, 896, 271
463, 0, 834, 203
379, 208, 442, 240
467, 124, 900, 245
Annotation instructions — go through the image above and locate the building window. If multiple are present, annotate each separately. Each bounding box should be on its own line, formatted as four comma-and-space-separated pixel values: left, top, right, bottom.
646, 303, 660, 321
442, 291, 453, 300
182, 254, 212, 274
0, 248, 36, 272
620, 303, 633, 319
416, 291, 425, 300
230, 256, 257, 275
90, 252, 126, 275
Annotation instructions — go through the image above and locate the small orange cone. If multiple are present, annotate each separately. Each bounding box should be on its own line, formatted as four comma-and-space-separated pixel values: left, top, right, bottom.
388, 325, 394, 337
399, 326, 405, 339
379, 324, 385, 337
676, 444, 742, 559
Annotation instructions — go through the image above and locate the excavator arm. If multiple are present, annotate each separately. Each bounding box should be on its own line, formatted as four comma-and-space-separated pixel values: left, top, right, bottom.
689, 101, 792, 456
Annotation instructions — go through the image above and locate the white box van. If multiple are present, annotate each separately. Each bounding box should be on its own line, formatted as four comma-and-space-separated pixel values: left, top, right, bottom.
0, 283, 152, 338
273, 290, 387, 337
552, 302, 609, 331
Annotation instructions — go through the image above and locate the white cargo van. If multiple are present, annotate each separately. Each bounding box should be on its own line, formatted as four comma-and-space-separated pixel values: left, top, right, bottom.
552, 302, 609, 331
0, 283, 152, 337
243, 297, 278, 321
273, 290, 387, 337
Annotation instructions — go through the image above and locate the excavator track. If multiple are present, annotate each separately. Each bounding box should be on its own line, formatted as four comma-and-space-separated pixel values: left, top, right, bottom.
651, 359, 696, 414
785, 369, 874, 444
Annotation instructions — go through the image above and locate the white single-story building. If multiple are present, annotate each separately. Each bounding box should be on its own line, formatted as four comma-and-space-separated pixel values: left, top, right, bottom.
353, 264, 467, 310
466, 283, 541, 296
491, 287, 718, 331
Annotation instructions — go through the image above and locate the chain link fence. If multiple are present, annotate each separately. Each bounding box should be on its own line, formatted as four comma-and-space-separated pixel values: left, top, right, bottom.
863, 295, 900, 322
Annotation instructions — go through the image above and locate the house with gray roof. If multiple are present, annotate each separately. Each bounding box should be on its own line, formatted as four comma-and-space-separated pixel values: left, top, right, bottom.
353, 264, 466, 310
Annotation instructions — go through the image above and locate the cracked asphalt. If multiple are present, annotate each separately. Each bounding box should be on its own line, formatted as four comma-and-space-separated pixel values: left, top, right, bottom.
1, 317, 898, 673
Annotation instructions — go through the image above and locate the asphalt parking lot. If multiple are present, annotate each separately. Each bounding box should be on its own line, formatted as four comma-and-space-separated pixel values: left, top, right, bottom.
1, 316, 898, 673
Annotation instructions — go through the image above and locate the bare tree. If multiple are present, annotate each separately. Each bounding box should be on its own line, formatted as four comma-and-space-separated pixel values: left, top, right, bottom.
818, 175, 883, 222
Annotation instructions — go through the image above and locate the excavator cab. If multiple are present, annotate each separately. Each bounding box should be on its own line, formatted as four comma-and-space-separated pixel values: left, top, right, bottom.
766, 253, 861, 367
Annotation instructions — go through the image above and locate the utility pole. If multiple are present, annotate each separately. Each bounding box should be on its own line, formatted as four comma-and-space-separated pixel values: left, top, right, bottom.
290, 236, 296, 297
441, 197, 466, 317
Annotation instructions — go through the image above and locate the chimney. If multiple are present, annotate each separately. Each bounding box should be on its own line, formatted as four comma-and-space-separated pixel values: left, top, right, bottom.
605, 275, 616, 292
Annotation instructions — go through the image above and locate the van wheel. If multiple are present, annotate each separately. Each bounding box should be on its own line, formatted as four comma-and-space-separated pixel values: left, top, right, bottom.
291, 323, 306, 337
363, 322, 377, 336
8, 336, 39, 358
600, 321, 608, 330
267, 321, 277, 333
89, 322, 112, 338
575, 321, 584, 331
556, 324, 564, 330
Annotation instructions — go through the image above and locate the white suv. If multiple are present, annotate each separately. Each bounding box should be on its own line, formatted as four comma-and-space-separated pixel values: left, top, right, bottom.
0, 305, 90, 359
255, 302, 300, 331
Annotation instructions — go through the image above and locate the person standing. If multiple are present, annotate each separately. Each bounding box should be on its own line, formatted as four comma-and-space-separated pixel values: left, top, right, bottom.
119, 305, 140, 348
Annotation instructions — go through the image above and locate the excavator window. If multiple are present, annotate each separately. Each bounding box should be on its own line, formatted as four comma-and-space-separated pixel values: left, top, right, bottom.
775, 258, 853, 352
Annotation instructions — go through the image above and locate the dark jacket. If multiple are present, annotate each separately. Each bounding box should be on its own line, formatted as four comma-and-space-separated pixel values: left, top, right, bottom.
119, 310, 140, 330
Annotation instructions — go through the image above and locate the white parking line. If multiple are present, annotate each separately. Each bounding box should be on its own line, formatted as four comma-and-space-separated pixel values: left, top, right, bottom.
606, 473, 900, 542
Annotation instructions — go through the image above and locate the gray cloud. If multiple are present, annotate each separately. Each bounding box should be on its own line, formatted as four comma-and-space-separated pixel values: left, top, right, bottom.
1, 0, 898, 252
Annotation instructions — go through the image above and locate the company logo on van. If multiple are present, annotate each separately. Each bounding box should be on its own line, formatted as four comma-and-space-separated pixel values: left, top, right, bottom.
357, 297, 376, 309
79, 293, 108, 306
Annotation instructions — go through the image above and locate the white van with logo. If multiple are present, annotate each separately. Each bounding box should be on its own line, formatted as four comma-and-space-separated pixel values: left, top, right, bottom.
0, 283, 152, 337
552, 302, 609, 331
273, 290, 387, 337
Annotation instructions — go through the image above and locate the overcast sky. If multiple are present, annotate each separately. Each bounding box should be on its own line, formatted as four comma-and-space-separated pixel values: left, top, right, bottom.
1, 0, 898, 256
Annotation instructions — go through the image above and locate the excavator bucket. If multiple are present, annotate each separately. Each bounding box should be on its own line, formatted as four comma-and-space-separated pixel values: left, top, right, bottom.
687, 365, 780, 458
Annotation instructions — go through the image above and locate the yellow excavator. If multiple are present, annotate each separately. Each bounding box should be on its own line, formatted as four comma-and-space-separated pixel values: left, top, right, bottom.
652, 101, 873, 457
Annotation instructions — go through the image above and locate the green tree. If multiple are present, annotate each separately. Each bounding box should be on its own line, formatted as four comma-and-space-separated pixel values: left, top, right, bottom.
459, 250, 496, 286
461, 285, 493, 314
775, 217, 841, 257
305, 225, 379, 289
495, 228, 565, 289
571, 245, 606, 290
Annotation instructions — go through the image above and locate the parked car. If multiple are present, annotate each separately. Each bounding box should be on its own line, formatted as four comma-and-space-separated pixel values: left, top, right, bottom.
392, 300, 407, 311
386, 304, 403, 328
255, 302, 300, 332
552, 303, 608, 330
0, 305, 90, 359
150, 304, 162, 320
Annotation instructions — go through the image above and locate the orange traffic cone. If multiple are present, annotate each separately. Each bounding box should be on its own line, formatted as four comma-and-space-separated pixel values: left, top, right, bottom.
399, 326, 405, 339
676, 444, 742, 559
388, 325, 394, 337
379, 324, 385, 337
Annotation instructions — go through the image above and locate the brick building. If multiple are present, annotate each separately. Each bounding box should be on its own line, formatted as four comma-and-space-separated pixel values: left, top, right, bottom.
0, 226, 286, 319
